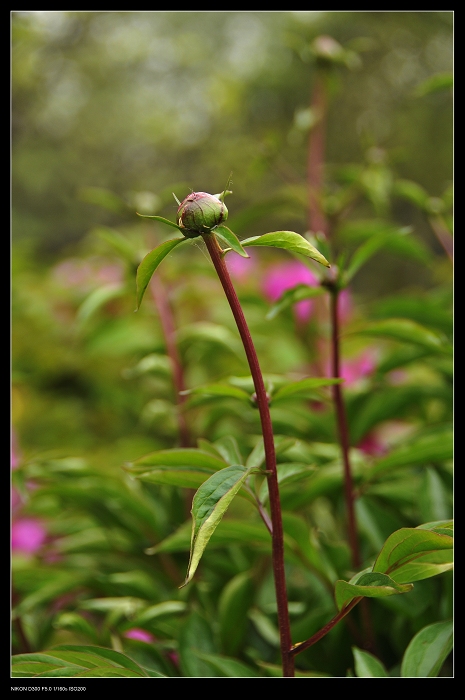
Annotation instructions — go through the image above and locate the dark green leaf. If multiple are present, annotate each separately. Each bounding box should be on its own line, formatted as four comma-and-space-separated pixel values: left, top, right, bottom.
352, 318, 450, 353
218, 572, 255, 656
135, 238, 186, 309
194, 651, 260, 677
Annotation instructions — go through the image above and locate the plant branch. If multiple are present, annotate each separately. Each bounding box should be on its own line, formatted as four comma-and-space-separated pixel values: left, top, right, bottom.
290, 597, 361, 657
150, 274, 190, 448
202, 232, 294, 677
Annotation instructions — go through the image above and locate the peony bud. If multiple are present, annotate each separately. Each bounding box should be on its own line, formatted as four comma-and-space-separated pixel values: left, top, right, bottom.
177, 192, 228, 236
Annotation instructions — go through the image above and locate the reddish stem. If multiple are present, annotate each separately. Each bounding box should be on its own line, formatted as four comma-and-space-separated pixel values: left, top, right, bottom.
290, 598, 361, 657
307, 72, 329, 238
329, 287, 361, 569
150, 274, 190, 448
202, 233, 294, 678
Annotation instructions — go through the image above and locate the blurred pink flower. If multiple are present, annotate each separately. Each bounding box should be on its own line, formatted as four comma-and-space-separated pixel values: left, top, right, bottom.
325, 351, 376, 387
123, 628, 155, 643
11, 487, 22, 514
357, 432, 388, 457
262, 261, 318, 322
11, 518, 47, 554
225, 250, 257, 281
52, 258, 124, 291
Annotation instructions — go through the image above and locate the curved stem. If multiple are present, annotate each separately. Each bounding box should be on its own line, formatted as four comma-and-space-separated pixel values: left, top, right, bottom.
290, 597, 361, 657
202, 233, 294, 677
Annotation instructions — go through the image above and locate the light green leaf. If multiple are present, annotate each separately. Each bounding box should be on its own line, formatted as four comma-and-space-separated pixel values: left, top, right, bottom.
136, 212, 183, 230
353, 647, 389, 677
352, 318, 450, 353
335, 572, 413, 610
95, 226, 138, 263
414, 72, 453, 97
372, 525, 453, 583
266, 284, 325, 319
273, 377, 342, 402
131, 601, 187, 627
363, 429, 453, 482
76, 284, 125, 330
240, 231, 330, 267
195, 652, 259, 677
182, 465, 254, 586
11, 646, 150, 678
259, 463, 317, 503
181, 383, 250, 403
135, 238, 186, 309
401, 620, 453, 677
213, 435, 244, 465
125, 448, 227, 488
214, 224, 249, 258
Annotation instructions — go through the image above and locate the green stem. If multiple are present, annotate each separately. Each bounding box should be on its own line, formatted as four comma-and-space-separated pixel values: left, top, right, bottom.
202, 232, 294, 678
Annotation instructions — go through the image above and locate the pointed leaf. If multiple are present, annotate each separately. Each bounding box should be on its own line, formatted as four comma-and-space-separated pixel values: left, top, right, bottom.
194, 651, 259, 677
125, 448, 227, 488
335, 572, 413, 610
372, 525, 453, 583
353, 647, 389, 677
401, 620, 453, 677
352, 318, 450, 353
136, 213, 183, 230
76, 284, 125, 329
135, 238, 186, 309
273, 377, 343, 402
241, 231, 330, 267
214, 225, 249, 258
182, 465, 254, 586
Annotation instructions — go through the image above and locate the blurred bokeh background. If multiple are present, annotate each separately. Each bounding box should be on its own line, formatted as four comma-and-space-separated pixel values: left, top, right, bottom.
11, 12, 453, 674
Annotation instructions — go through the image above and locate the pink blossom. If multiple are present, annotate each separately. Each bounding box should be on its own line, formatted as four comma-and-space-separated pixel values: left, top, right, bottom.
325, 351, 376, 387
225, 250, 257, 281
11, 518, 47, 554
262, 261, 318, 321
123, 628, 155, 643
52, 258, 124, 291
357, 432, 388, 457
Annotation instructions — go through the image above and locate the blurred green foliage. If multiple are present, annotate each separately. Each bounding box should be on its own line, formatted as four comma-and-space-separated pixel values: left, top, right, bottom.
12, 12, 452, 678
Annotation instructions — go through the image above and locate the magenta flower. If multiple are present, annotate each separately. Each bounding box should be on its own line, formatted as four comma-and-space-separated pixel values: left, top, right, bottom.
11, 518, 47, 554
357, 432, 388, 457
262, 261, 318, 321
325, 351, 376, 387
337, 289, 353, 325
123, 628, 155, 643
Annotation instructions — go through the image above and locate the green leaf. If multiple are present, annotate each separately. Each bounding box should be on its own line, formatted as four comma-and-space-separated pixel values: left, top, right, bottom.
353, 647, 389, 677
76, 284, 125, 330
352, 318, 450, 353
218, 572, 255, 656
135, 238, 186, 309
212, 435, 243, 465
240, 231, 330, 267
95, 226, 138, 264
79, 186, 129, 215
363, 429, 453, 482
181, 383, 250, 403
182, 465, 254, 586
214, 225, 249, 258
335, 572, 413, 610
401, 620, 453, 677
125, 448, 227, 489
414, 72, 453, 97
273, 377, 342, 402
372, 525, 453, 583
11, 646, 150, 678
259, 463, 317, 503
266, 284, 325, 319
131, 601, 187, 627
194, 652, 260, 677
136, 212, 183, 230
178, 611, 218, 677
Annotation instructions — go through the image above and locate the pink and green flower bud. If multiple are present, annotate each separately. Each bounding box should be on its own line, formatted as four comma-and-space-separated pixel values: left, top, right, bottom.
177, 192, 228, 236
